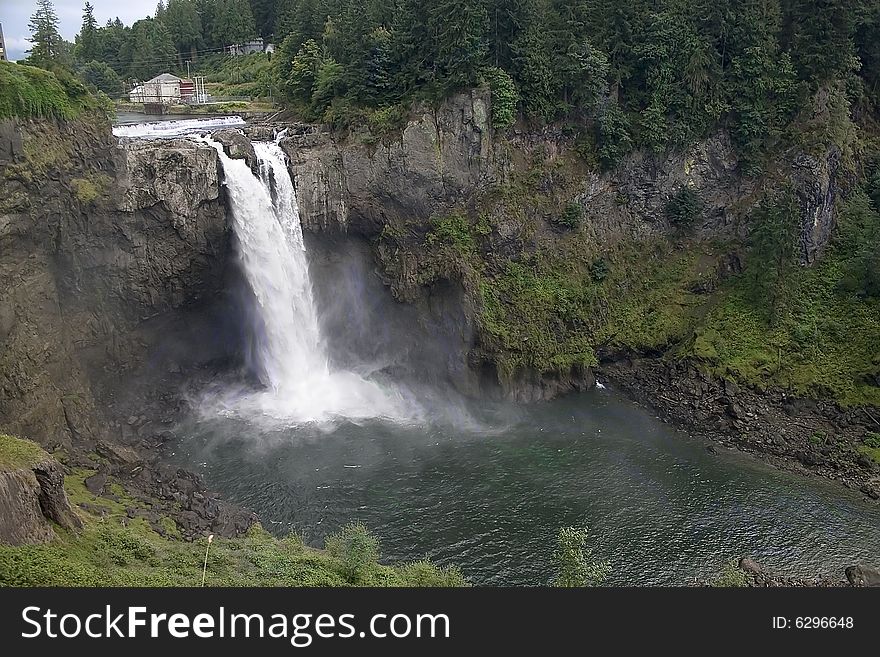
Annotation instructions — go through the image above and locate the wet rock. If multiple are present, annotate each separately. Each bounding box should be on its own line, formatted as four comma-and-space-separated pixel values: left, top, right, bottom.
739, 557, 763, 576
845, 565, 880, 587
211, 128, 258, 174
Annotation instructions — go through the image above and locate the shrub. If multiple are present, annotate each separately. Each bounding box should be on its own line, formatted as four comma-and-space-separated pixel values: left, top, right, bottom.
553, 526, 610, 587
551, 202, 583, 230
710, 560, 750, 587
481, 66, 518, 131
665, 187, 703, 226
590, 258, 609, 282
325, 522, 380, 583
426, 213, 475, 252
367, 104, 408, 136
396, 561, 468, 587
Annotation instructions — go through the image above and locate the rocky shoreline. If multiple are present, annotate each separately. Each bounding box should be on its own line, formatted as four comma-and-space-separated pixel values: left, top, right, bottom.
597, 355, 880, 502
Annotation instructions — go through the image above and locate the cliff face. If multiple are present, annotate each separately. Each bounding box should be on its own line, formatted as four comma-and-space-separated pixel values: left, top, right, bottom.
0, 116, 230, 453
0, 436, 81, 546
279, 91, 844, 398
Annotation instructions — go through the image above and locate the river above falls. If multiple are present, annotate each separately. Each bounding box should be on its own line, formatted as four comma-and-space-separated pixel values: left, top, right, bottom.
168, 387, 880, 585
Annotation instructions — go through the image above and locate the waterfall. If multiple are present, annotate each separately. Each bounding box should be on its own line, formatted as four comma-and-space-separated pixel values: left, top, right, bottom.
202, 136, 417, 426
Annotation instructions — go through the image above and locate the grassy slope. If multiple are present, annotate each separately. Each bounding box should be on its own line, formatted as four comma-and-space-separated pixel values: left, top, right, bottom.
0, 434, 49, 471
0, 442, 465, 587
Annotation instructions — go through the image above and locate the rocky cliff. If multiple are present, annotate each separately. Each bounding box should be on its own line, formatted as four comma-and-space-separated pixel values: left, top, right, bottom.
0, 435, 81, 545
0, 115, 255, 539
0, 116, 230, 452
275, 90, 845, 400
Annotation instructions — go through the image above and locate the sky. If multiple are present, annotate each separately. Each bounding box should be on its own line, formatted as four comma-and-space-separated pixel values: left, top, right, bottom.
2, 0, 158, 61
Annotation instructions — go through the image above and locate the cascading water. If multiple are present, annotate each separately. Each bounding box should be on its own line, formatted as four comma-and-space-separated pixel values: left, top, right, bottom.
201, 135, 418, 426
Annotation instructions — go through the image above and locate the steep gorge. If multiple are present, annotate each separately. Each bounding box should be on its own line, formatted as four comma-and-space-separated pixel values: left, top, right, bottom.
0, 87, 877, 547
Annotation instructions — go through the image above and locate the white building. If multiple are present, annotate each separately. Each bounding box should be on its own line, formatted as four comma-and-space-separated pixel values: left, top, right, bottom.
227, 38, 275, 56
128, 85, 145, 102
142, 73, 183, 104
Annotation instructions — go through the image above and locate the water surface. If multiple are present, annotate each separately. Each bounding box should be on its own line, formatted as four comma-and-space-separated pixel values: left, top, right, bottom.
170, 388, 880, 585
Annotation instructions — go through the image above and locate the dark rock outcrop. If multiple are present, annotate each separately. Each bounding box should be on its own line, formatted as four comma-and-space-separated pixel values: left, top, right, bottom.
845, 565, 880, 587
0, 454, 81, 545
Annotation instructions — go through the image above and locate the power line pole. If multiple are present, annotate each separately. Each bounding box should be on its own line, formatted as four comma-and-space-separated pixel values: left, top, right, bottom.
186, 60, 191, 79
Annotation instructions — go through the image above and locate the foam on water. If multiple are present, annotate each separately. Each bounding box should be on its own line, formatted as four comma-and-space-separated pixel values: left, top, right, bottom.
112, 116, 246, 139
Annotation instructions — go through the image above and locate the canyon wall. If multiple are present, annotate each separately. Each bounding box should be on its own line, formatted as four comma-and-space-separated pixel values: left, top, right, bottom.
0, 116, 232, 453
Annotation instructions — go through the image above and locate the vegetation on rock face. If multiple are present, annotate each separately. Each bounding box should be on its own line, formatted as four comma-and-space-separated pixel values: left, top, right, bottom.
0, 449, 466, 587
0, 61, 101, 120
0, 434, 49, 471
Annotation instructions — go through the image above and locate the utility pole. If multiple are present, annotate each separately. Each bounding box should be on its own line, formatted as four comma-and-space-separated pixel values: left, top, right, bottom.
185, 60, 191, 79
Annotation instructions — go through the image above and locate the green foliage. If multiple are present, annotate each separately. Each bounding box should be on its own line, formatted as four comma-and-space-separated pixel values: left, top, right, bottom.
744, 189, 801, 324
287, 39, 322, 102
26, 0, 63, 69
71, 175, 110, 204
324, 522, 381, 583
589, 258, 609, 282
126, 18, 177, 81
0, 62, 101, 120
552, 526, 610, 587
0, 462, 465, 587
75, 2, 100, 63
426, 213, 476, 253
682, 190, 880, 406
552, 202, 583, 230
836, 191, 880, 299
710, 560, 750, 587
861, 432, 880, 463
479, 257, 598, 379
395, 561, 468, 587
0, 434, 48, 471
665, 187, 703, 226
79, 60, 122, 95
366, 104, 408, 136
482, 66, 518, 130
596, 102, 633, 167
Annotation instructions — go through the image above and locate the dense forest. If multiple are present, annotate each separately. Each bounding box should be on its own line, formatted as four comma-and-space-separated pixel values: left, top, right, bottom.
18, 1, 880, 166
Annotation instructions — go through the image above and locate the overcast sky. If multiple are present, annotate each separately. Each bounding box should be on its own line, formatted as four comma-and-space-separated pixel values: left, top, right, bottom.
2, 0, 158, 61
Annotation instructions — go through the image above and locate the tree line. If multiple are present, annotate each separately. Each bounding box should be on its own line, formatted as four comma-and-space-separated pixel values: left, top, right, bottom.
22, 0, 880, 166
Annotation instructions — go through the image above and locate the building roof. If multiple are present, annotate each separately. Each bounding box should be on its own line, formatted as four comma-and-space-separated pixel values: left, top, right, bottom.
146, 73, 182, 83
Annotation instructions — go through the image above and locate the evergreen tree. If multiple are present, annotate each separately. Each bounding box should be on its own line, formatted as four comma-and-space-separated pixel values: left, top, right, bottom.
788, 0, 858, 84
250, 0, 279, 39
427, 0, 489, 92
726, 0, 797, 171
163, 0, 204, 63
27, 0, 63, 68
213, 0, 258, 46
126, 18, 177, 80
99, 18, 130, 75
76, 2, 100, 63
81, 60, 124, 95
510, 0, 555, 119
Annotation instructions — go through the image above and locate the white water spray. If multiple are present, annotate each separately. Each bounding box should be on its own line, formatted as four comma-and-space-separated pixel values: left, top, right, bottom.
113, 116, 246, 139
202, 135, 418, 426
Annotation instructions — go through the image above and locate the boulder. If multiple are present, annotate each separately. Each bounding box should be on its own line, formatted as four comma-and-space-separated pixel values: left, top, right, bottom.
845, 565, 880, 587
